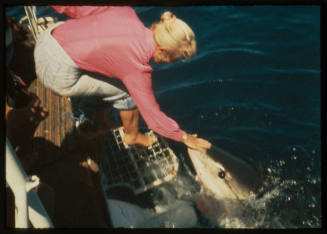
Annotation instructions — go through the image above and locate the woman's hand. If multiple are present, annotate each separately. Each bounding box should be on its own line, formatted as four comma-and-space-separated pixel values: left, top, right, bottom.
181, 131, 211, 153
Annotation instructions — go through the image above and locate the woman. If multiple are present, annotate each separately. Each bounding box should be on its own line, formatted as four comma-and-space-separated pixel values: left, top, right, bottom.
34, 6, 211, 152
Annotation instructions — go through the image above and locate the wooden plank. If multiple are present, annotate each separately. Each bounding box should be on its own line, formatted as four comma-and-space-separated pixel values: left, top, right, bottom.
28, 78, 75, 148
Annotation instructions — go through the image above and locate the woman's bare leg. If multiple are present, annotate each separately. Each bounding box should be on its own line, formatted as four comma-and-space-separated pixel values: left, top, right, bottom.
120, 108, 157, 147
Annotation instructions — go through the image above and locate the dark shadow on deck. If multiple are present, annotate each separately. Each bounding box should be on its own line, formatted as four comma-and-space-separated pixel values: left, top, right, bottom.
6, 17, 112, 228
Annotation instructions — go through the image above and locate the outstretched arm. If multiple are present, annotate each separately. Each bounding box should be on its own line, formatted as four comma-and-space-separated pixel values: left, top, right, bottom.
121, 72, 211, 152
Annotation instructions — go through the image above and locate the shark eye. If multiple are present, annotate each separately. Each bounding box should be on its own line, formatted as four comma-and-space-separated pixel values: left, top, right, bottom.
218, 170, 226, 179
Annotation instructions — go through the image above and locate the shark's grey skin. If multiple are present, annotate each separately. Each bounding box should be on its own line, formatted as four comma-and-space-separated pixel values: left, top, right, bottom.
188, 146, 263, 201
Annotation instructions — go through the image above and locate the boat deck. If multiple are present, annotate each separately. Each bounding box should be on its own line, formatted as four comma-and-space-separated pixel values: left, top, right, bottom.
28, 78, 75, 147
23, 78, 112, 227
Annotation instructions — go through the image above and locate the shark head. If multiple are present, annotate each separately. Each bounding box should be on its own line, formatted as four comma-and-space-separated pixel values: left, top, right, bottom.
188, 145, 264, 227
187, 145, 263, 201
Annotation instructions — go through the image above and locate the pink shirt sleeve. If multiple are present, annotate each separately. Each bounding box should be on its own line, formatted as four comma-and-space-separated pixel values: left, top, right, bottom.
121, 72, 184, 142
51, 6, 111, 18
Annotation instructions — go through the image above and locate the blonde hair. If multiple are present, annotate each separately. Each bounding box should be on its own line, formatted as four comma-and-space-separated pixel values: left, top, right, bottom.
151, 11, 196, 61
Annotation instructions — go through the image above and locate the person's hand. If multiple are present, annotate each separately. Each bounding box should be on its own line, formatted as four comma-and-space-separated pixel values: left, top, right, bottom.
181, 131, 211, 153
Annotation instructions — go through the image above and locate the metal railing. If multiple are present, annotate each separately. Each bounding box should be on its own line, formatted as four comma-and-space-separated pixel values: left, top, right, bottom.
6, 137, 54, 228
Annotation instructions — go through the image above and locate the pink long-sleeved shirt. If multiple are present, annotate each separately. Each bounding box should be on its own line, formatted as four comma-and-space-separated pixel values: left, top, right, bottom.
51, 6, 183, 141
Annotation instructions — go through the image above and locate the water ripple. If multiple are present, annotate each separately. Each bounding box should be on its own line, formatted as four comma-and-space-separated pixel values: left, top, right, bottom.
181, 47, 267, 66
216, 47, 265, 55
264, 66, 320, 75
156, 78, 233, 96
227, 126, 294, 137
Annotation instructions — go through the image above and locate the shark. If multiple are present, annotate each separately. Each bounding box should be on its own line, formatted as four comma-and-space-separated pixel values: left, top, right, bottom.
188, 145, 264, 227
104, 142, 265, 228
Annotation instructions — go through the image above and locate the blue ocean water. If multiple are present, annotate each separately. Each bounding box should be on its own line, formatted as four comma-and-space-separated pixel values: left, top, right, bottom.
6, 5, 321, 228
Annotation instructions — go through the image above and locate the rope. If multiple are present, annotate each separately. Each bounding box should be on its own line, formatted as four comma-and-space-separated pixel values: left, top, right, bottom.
23, 6, 39, 41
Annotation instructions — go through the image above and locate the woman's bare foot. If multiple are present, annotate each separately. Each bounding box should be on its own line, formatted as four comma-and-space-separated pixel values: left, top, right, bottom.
119, 108, 157, 147
123, 132, 157, 148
